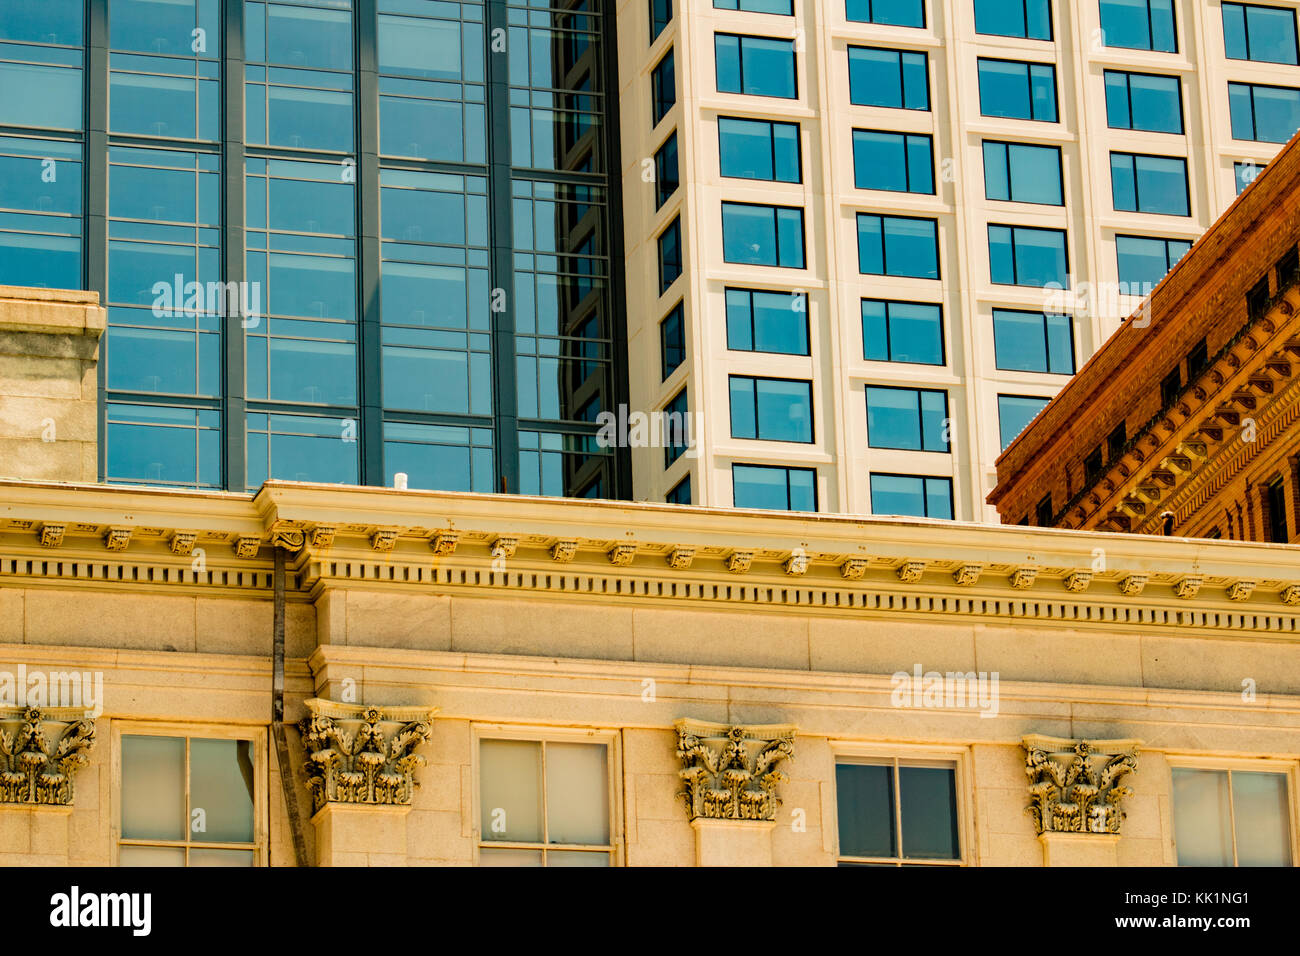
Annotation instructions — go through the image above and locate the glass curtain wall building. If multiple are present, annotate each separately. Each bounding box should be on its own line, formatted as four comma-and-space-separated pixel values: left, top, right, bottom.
0, 0, 628, 497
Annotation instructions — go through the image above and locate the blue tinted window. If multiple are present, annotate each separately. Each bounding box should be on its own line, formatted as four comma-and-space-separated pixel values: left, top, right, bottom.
667, 474, 691, 504
715, 34, 797, 98
661, 302, 685, 379
0, 0, 85, 130
651, 0, 672, 41
857, 214, 939, 279
106, 403, 221, 488
848, 47, 929, 110
727, 289, 809, 355
863, 300, 944, 365
659, 217, 682, 293
722, 202, 806, 268
1104, 71, 1183, 134
1111, 153, 1189, 216
853, 131, 934, 194
866, 386, 949, 452
733, 464, 817, 511
1099, 0, 1177, 52
383, 422, 493, 494
1229, 82, 1300, 142
978, 58, 1057, 122
975, 0, 1052, 39
983, 141, 1062, 205
0, 136, 82, 290
988, 224, 1068, 287
0, 0, 84, 44
109, 0, 220, 139
846, 0, 925, 26
664, 388, 690, 467
247, 412, 360, 486
655, 132, 679, 209
652, 49, 676, 125
1115, 235, 1192, 293
1223, 3, 1298, 64
871, 473, 953, 518
715, 0, 794, 12
998, 395, 1050, 450
719, 117, 801, 183
1235, 161, 1266, 194
730, 376, 813, 443
992, 309, 1074, 374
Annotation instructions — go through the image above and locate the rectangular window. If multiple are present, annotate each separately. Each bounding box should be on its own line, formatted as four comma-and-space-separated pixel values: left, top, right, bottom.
1188, 337, 1209, 378
1099, 0, 1177, 52
715, 33, 797, 99
652, 49, 676, 126
1223, 3, 1299, 64
1084, 447, 1104, 482
1171, 767, 1292, 866
667, 474, 691, 504
992, 309, 1074, 374
651, 0, 672, 42
1111, 152, 1189, 216
1108, 422, 1127, 461
853, 130, 934, 194
1104, 70, 1183, 134
730, 376, 814, 443
858, 214, 939, 279
977, 58, 1057, 122
869, 475, 954, 519
1248, 275, 1271, 317
654, 132, 679, 209
1035, 494, 1053, 526
1235, 162, 1266, 194
846, 0, 926, 27
1229, 82, 1300, 143
1115, 235, 1191, 293
733, 463, 818, 511
1268, 476, 1289, 543
478, 735, 615, 866
863, 299, 945, 365
848, 47, 929, 110
727, 288, 810, 355
723, 202, 806, 268
836, 759, 961, 864
119, 732, 259, 866
661, 302, 684, 379
866, 385, 949, 452
664, 388, 690, 466
983, 141, 1063, 205
988, 224, 1068, 288
719, 117, 801, 183
658, 216, 682, 294
998, 394, 1050, 449
974, 0, 1052, 40
714, 0, 794, 13
1160, 366, 1182, 406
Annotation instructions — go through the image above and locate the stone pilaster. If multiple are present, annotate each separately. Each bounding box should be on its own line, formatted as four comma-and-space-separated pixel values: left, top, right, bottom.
1023, 734, 1140, 866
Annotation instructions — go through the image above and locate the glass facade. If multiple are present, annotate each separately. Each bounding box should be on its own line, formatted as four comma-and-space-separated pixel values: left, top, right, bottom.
4, 0, 628, 497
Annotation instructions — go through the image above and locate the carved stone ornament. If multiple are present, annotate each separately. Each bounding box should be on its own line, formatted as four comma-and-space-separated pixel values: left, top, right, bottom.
0, 707, 96, 807
272, 528, 305, 552
674, 719, 795, 822
104, 527, 132, 552
896, 561, 926, 583
953, 564, 983, 587
1064, 571, 1093, 593
1119, 573, 1149, 596
370, 529, 400, 552
39, 524, 65, 548
1174, 575, 1203, 600
1023, 735, 1140, 836
1282, 584, 1300, 607
550, 539, 578, 563
309, 525, 337, 550
233, 535, 260, 559
607, 543, 636, 566
298, 699, 439, 814
667, 546, 695, 570
727, 550, 754, 574
169, 531, 198, 556
1010, 567, 1038, 589
429, 531, 459, 556
783, 552, 810, 576
840, 558, 868, 580
1227, 580, 1256, 602
493, 536, 519, 560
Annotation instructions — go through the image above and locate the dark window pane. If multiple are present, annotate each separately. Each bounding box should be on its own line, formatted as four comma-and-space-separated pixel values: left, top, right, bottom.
849, 47, 928, 110
898, 766, 960, 860
998, 394, 1051, 449
836, 764, 896, 859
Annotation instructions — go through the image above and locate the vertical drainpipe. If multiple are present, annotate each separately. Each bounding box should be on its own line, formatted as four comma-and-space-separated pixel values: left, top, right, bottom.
272, 545, 311, 867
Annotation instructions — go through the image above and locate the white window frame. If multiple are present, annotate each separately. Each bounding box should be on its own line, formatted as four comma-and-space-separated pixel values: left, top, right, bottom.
1165, 754, 1300, 867
470, 723, 624, 867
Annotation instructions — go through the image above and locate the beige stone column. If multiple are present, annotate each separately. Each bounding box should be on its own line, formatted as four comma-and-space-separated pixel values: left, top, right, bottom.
1039, 832, 1120, 866
674, 719, 796, 868
1023, 735, 1140, 867
298, 699, 437, 867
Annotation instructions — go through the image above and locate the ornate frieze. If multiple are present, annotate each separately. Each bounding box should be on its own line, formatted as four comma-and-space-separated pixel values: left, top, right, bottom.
0, 707, 96, 807
297, 699, 438, 813
667, 547, 695, 570
727, 550, 754, 574
896, 561, 926, 583
1023, 735, 1140, 836
674, 719, 795, 822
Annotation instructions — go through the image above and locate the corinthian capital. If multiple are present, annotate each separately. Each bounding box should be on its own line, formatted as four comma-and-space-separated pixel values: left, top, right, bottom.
0, 707, 96, 807
674, 719, 796, 823
1023, 734, 1140, 836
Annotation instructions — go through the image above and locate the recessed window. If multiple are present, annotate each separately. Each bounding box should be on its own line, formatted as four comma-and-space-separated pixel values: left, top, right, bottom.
983, 141, 1063, 206
1084, 447, 1104, 482
974, 0, 1052, 40
1099, 0, 1176, 52
660, 302, 684, 379
1107, 422, 1127, 461
714, 0, 794, 13
988, 224, 1068, 288
1110, 152, 1189, 217
727, 288, 810, 355
998, 394, 1050, 449
722, 202, 806, 269
667, 474, 691, 504
848, 46, 929, 110
658, 216, 682, 294
853, 130, 934, 194
836, 759, 962, 865
1267, 476, 1289, 543
478, 736, 614, 866
1223, 2, 1298, 64
730, 375, 814, 443
846, 0, 926, 27
866, 385, 949, 452
992, 309, 1074, 374
1104, 70, 1183, 134
715, 33, 797, 99
869, 475, 954, 519
1160, 366, 1182, 406
1171, 767, 1292, 866
1229, 82, 1300, 143
1115, 234, 1192, 293
1187, 337, 1209, 378
1235, 161, 1266, 194
733, 463, 818, 511
651, 48, 676, 126
1035, 494, 1053, 526
654, 131, 678, 209
858, 214, 939, 279
664, 388, 690, 467
977, 58, 1057, 123
650, 0, 672, 42
863, 299, 945, 366
719, 116, 801, 183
